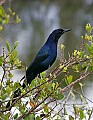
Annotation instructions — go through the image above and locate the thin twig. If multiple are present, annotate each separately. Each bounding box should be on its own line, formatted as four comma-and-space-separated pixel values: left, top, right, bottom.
16, 92, 53, 120
88, 108, 93, 120
61, 71, 93, 93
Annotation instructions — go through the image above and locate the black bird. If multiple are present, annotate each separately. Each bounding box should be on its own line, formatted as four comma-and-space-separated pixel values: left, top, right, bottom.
6, 28, 71, 108
26, 28, 71, 84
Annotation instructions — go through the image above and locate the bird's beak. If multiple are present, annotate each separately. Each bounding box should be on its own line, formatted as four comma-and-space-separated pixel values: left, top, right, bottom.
63, 29, 71, 33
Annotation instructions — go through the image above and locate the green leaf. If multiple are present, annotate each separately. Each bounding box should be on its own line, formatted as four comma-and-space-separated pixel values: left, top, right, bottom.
8, 73, 14, 79
85, 43, 93, 55
2, 93, 8, 100
0, 56, 3, 66
25, 114, 35, 120
52, 82, 55, 90
0, 26, 3, 31
48, 84, 52, 91
11, 41, 19, 52
6, 41, 10, 52
8, 8, 15, 16
36, 116, 40, 120
14, 82, 20, 89
62, 66, 67, 72
56, 93, 64, 100
0, 96, 2, 99
12, 50, 18, 58
14, 58, 22, 69
44, 106, 49, 113
0, 81, 2, 88
0, 6, 5, 17
14, 113, 18, 119
41, 90, 46, 97
6, 86, 12, 94
9, 50, 18, 62
85, 23, 92, 33
16, 15, 21, 23
5, 112, 10, 120
59, 64, 63, 69
81, 62, 87, 70
65, 75, 73, 85
79, 109, 85, 119
40, 71, 46, 77
68, 75, 73, 84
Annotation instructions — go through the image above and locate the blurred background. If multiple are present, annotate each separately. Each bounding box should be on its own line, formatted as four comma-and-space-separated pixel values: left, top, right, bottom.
0, 0, 93, 101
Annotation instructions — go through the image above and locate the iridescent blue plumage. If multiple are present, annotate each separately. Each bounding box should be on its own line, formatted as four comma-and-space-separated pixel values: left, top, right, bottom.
26, 28, 70, 84
6, 28, 71, 108
26, 39, 57, 84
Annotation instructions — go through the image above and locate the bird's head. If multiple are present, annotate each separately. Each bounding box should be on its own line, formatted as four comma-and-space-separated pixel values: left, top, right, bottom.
48, 28, 71, 43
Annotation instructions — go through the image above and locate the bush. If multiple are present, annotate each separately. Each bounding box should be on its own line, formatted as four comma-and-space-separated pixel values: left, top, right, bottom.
0, 3, 93, 120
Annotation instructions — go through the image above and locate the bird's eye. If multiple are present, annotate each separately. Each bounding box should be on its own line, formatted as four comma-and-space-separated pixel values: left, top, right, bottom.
59, 30, 62, 33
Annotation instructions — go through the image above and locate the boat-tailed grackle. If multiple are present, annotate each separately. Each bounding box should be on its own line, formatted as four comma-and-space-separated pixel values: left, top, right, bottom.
6, 28, 71, 108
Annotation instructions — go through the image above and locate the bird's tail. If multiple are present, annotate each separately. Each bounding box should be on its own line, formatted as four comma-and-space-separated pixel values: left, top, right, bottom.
6, 76, 26, 109
20, 76, 25, 82
6, 88, 21, 109
6, 74, 35, 109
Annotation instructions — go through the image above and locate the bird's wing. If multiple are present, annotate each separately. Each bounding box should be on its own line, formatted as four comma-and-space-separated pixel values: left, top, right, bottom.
27, 45, 49, 71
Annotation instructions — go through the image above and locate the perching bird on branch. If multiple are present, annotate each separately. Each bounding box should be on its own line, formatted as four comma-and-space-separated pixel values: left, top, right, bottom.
6, 28, 71, 108
25, 28, 71, 85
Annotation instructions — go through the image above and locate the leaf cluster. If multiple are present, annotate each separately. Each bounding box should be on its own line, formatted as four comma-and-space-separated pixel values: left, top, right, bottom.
0, 4, 93, 119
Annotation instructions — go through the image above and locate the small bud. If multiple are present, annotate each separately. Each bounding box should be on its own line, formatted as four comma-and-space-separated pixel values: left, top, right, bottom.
49, 73, 52, 77
81, 36, 83, 39
60, 44, 65, 50
85, 23, 91, 33
59, 64, 63, 69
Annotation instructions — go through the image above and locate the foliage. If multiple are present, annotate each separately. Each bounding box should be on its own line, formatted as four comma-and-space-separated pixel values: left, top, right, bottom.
0, 3, 93, 120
